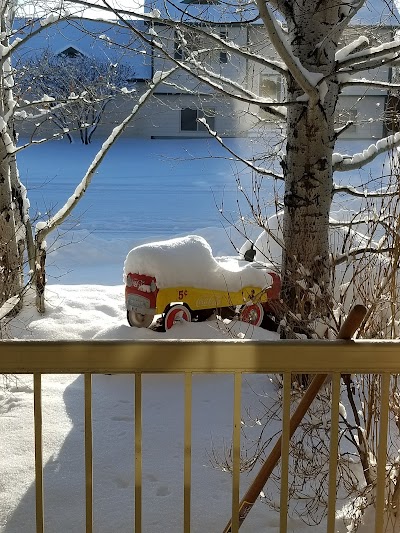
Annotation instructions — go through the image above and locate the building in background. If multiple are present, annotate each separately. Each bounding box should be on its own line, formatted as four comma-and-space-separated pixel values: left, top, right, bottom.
13, 0, 400, 140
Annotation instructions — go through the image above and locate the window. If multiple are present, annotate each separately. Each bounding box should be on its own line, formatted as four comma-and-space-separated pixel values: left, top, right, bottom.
174, 30, 201, 60
180, 108, 215, 131
259, 73, 282, 101
219, 30, 228, 64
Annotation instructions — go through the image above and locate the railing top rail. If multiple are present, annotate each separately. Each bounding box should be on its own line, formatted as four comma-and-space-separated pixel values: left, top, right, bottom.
1, 339, 400, 374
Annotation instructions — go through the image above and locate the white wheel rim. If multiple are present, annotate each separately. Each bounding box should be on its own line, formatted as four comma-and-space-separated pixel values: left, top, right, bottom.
128, 311, 153, 328
165, 305, 191, 330
240, 303, 263, 327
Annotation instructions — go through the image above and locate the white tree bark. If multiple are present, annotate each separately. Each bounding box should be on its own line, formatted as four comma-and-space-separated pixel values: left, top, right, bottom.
0, 0, 22, 311
254, 0, 346, 332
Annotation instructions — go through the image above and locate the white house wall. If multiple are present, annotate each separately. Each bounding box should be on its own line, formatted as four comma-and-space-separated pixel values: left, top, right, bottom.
336, 95, 386, 139
15, 89, 255, 140
151, 24, 249, 95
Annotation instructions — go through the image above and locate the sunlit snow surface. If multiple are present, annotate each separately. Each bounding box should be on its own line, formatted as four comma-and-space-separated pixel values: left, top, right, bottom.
124, 234, 274, 290
17, 137, 389, 284
19, 138, 259, 283
1, 137, 391, 533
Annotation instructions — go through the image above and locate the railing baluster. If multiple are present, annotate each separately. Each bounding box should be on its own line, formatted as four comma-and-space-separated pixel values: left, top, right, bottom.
280, 373, 291, 533
2, 339, 400, 533
84, 373, 93, 533
135, 373, 142, 533
327, 373, 341, 533
184, 372, 192, 532
34, 373, 44, 533
375, 373, 390, 533
231, 372, 242, 533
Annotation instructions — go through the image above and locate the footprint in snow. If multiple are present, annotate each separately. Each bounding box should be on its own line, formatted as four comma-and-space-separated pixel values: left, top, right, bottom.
156, 485, 171, 497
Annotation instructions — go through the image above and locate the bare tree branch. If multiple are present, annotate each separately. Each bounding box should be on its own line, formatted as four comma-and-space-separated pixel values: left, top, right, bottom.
333, 133, 400, 172
35, 66, 177, 242
332, 184, 397, 198
333, 246, 394, 266
341, 79, 400, 91
255, 0, 319, 101
200, 118, 284, 180
337, 39, 400, 70
334, 120, 356, 139
71, 0, 288, 75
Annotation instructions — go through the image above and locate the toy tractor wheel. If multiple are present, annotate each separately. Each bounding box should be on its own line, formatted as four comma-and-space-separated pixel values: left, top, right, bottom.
127, 310, 153, 328
164, 304, 191, 330
239, 302, 264, 327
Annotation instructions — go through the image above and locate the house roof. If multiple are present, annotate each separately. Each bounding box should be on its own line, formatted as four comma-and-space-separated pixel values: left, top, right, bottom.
12, 0, 399, 81
143, 0, 259, 24
12, 18, 152, 80
143, 0, 399, 26
17, 0, 144, 21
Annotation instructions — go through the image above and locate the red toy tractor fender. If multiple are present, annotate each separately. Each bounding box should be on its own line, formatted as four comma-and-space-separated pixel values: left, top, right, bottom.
266, 272, 281, 301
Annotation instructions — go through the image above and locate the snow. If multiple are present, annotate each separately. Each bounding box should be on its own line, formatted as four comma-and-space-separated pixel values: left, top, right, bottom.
124, 234, 274, 291
338, 40, 399, 67
264, 3, 323, 91
333, 133, 400, 170
39, 13, 60, 27
19, 0, 144, 21
1, 137, 286, 532
12, 18, 151, 81
335, 37, 369, 62
0, 137, 392, 532
2, 273, 283, 533
150, 8, 161, 18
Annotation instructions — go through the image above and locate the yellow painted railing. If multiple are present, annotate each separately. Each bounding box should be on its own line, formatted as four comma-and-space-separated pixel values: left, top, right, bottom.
1, 339, 400, 533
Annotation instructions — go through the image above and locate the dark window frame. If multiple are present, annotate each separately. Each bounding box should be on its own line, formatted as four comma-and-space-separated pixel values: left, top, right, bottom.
180, 108, 215, 132
219, 30, 228, 64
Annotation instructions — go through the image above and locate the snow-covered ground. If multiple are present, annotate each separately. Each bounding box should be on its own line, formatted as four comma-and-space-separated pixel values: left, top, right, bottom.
19, 137, 262, 283
1, 137, 388, 532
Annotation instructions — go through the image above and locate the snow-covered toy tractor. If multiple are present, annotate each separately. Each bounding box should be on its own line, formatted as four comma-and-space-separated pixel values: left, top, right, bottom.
124, 235, 280, 331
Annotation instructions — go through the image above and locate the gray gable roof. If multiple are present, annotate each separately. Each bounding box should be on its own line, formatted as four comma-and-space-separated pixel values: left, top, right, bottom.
12, 19, 152, 80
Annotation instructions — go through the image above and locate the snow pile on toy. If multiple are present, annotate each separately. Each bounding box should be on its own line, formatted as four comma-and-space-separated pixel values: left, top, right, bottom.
124, 235, 274, 291
123, 235, 280, 330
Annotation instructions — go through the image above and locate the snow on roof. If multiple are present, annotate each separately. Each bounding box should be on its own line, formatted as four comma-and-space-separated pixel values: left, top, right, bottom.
12, 18, 152, 80
124, 235, 274, 292
144, 0, 259, 24
17, 1, 144, 21
144, 0, 399, 26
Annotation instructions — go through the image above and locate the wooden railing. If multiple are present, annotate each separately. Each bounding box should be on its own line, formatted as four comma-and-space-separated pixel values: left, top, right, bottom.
1, 339, 400, 533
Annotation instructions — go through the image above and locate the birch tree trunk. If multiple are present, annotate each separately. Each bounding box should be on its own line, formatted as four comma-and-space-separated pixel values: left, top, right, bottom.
0, 140, 21, 309
279, 0, 342, 335
0, 0, 22, 312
